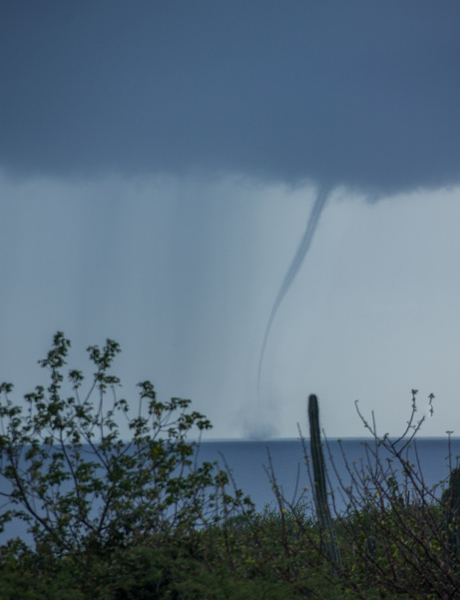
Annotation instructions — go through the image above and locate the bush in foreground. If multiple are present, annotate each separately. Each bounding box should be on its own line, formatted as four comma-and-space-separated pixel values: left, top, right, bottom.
0, 333, 457, 599
0, 333, 255, 598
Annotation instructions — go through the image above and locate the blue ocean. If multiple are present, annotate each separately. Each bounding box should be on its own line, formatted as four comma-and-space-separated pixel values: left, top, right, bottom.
1, 437, 458, 545
197, 437, 460, 512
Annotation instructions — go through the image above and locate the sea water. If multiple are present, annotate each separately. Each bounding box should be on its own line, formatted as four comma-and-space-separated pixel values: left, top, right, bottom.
197, 437, 460, 512
1, 437, 458, 545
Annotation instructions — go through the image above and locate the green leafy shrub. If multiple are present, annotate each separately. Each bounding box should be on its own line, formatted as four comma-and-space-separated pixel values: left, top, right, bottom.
0, 332, 252, 561
1, 333, 455, 599
0, 538, 84, 600
288, 392, 460, 599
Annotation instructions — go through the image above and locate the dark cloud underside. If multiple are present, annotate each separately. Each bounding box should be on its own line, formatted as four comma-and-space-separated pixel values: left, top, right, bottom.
1, 0, 459, 194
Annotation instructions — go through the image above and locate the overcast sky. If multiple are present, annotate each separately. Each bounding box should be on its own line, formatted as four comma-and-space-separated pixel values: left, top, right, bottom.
1, 1, 460, 439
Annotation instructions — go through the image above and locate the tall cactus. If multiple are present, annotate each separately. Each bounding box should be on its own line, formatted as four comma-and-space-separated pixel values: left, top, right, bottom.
444, 467, 460, 570
308, 394, 342, 570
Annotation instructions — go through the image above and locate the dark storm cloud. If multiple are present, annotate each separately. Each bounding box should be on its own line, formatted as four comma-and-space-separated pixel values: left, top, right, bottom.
1, 0, 459, 194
